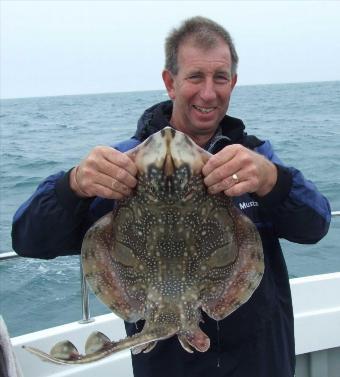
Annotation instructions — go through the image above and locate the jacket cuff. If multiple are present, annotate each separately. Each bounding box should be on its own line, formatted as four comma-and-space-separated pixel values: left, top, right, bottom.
55, 169, 94, 215
252, 164, 292, 208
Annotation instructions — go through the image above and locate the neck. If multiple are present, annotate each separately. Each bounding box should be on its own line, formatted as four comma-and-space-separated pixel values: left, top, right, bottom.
188, 132, 215, 147
170, 126, 214, 147
169, 120, 217, 148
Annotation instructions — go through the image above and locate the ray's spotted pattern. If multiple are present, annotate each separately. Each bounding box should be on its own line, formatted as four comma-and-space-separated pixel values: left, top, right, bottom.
24, 127, 264, 364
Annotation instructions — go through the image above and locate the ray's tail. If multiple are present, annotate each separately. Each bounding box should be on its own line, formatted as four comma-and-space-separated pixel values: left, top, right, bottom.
23, 325, 178, 365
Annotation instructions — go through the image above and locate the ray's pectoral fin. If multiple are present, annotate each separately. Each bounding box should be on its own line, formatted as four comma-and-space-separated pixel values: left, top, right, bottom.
81, 212, 145, 323
202, 208, 264, 320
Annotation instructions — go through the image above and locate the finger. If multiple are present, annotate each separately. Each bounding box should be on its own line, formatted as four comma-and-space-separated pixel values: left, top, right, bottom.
223, 181, 253, 197
204, 156, 240, 187
207, 172, 241, 195
91, 183, 127, 200
95, 172, 133, 197
202, 145, 239, 176
104, 148, 138, 177
98, 158, 137, 188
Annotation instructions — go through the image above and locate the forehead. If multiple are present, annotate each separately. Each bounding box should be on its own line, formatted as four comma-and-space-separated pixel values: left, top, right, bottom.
177, 37, 232, 72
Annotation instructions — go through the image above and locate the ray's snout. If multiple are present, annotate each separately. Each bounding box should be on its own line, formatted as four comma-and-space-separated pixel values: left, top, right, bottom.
161, 127, 177, 176
160, 126, 176, 140
132, 126, 208, 176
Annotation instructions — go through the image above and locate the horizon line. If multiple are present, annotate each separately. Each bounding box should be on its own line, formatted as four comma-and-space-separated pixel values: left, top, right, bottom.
1, 79, 339, 101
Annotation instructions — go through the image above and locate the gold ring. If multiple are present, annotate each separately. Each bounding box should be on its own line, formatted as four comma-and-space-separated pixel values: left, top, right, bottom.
232, 173, 239, 183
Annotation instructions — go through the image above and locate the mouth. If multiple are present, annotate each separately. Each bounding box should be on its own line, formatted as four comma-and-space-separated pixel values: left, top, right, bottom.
192, 105, 217, 114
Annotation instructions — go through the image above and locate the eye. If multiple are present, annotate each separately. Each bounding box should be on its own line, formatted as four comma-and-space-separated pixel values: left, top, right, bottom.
214, 75, 230, 84
186, 73, 202, 83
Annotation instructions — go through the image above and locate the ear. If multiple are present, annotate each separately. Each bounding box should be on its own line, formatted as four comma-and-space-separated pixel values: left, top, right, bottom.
231, 74, 238, 90
162, 70, 176, 100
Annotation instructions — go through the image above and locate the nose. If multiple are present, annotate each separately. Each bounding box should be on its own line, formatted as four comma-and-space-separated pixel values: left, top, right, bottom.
199, 78, 217, 102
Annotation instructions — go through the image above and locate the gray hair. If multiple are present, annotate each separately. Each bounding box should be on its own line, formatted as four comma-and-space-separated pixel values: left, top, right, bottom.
165, 16, 239, 76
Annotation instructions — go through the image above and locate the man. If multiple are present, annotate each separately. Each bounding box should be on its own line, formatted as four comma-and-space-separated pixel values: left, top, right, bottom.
12, 16, 330, 377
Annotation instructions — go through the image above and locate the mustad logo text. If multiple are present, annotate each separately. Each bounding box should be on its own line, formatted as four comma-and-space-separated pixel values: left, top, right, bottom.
239, 201, 259, 210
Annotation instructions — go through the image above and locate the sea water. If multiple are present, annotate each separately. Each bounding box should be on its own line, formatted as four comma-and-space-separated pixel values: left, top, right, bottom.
1, 81, 339, 336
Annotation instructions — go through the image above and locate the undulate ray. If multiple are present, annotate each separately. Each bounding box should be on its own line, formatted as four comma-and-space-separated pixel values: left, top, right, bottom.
24, 127, 264, 364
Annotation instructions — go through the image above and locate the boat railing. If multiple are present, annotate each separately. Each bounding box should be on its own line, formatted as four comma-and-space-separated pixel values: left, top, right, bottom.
1, 210, 340, 325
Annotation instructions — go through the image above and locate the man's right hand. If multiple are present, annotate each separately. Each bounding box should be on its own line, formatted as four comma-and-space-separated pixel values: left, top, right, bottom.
70, 146, 138, 200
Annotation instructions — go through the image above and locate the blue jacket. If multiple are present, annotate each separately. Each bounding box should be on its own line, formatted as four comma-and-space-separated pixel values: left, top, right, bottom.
12, 101, 331, 377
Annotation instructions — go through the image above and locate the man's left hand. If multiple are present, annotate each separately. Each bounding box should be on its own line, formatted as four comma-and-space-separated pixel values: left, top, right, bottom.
202, 144, 278, 197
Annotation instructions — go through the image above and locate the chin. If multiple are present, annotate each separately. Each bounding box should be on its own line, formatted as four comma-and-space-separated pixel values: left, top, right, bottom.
192, 123, 219, 134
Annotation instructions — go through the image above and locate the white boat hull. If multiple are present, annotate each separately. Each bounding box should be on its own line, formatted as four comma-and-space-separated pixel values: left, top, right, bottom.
10, 272, 340, 377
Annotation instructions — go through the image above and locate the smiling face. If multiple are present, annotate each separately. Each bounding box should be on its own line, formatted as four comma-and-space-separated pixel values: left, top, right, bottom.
163, 36, 237, 146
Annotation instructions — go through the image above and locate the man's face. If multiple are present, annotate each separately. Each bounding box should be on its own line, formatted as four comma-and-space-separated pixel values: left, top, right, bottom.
163, 37, 237, 144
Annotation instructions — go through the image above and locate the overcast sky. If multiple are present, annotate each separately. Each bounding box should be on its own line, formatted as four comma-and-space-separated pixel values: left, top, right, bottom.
1, 0, 340, 99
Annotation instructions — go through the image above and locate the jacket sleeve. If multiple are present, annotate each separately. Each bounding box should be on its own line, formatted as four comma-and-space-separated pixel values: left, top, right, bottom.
11, 138, 139, 260
12, 170, 100, 259
253, 141, 331, 244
